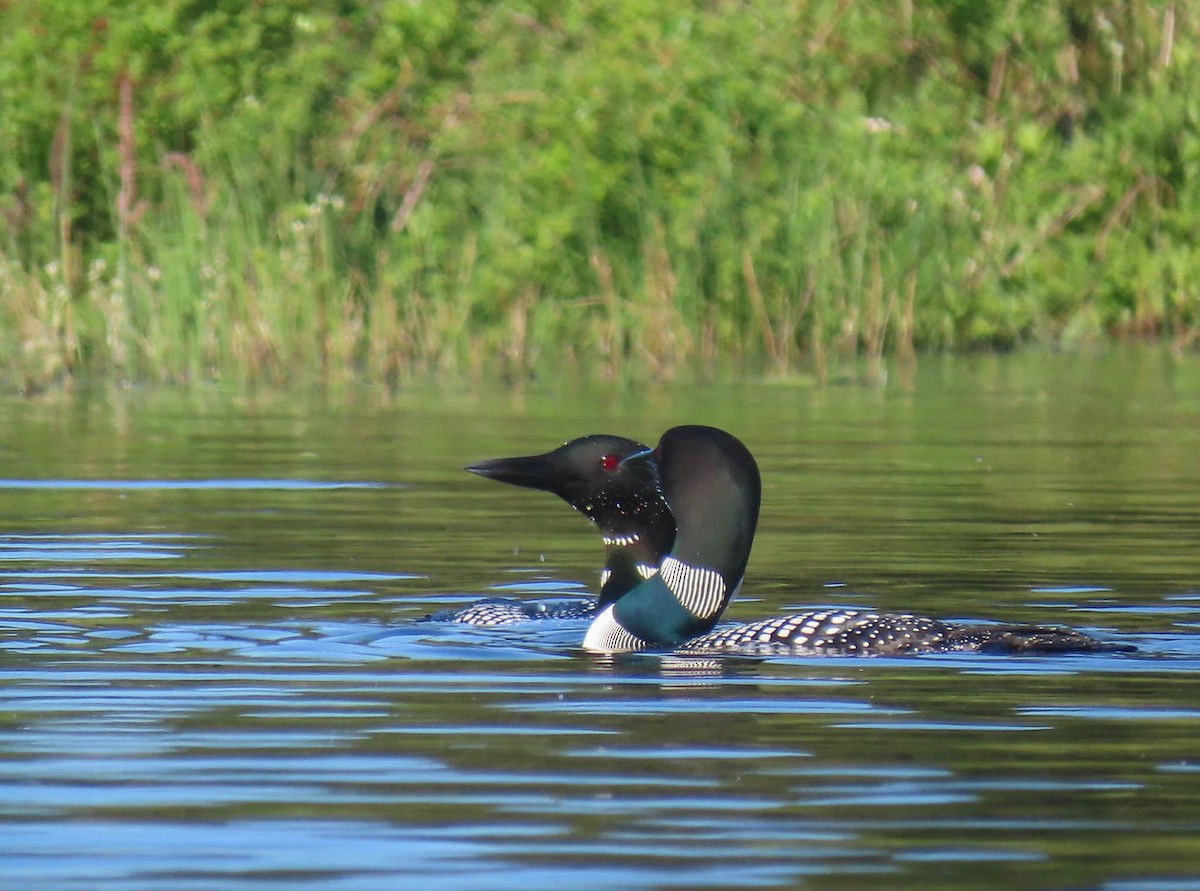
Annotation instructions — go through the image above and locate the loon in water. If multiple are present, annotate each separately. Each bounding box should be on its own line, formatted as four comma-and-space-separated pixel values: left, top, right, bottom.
460, 426, 1131, 655
437, 435, 674, 625
582, 425, 1133, 655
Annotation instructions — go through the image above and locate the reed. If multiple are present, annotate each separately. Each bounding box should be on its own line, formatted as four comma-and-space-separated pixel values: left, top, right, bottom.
0, 1, 1197, 390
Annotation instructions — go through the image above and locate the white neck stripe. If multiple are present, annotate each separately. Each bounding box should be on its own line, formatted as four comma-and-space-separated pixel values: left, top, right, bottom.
660, 556, 726, 619
583, 604, 647, 653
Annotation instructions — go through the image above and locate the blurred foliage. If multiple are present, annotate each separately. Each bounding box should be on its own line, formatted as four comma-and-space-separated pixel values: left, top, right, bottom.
0, 0, 1197, 387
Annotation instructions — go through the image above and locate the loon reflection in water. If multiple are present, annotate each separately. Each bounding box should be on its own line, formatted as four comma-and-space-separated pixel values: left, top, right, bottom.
449, 426, 1133, 656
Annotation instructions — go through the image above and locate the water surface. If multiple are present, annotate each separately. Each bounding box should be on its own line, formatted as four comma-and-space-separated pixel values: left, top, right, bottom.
1, 351, 1199, 890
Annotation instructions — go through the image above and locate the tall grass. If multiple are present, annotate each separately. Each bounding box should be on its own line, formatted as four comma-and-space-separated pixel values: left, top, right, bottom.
0, 0, 1197, 390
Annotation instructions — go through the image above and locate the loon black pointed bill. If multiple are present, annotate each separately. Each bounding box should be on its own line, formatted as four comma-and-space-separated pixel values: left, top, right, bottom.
465, 453, 560, 491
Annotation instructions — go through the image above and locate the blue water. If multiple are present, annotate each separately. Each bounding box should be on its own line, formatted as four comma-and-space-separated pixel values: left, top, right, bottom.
1, 352, 1199, 889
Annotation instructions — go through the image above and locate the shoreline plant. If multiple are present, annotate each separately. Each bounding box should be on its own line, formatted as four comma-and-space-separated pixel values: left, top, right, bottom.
0, 1, 1196, 390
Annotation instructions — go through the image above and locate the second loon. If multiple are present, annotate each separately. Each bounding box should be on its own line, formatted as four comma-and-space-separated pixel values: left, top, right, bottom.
470, 425, 1134, 656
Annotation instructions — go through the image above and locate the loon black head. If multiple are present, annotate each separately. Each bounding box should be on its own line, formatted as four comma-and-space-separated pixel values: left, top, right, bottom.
466, 435, 675, 608
583, 425, 761, 652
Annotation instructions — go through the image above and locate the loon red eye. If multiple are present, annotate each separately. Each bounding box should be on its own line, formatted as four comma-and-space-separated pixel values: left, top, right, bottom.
599, 453, 619, 472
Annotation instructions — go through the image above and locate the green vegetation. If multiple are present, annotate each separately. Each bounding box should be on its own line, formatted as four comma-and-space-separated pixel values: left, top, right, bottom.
0, 1, 1197, 388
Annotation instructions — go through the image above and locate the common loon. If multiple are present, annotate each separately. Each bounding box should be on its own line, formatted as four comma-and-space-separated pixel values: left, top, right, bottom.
582, 425, 1133, 655
434, 435, 674, 625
